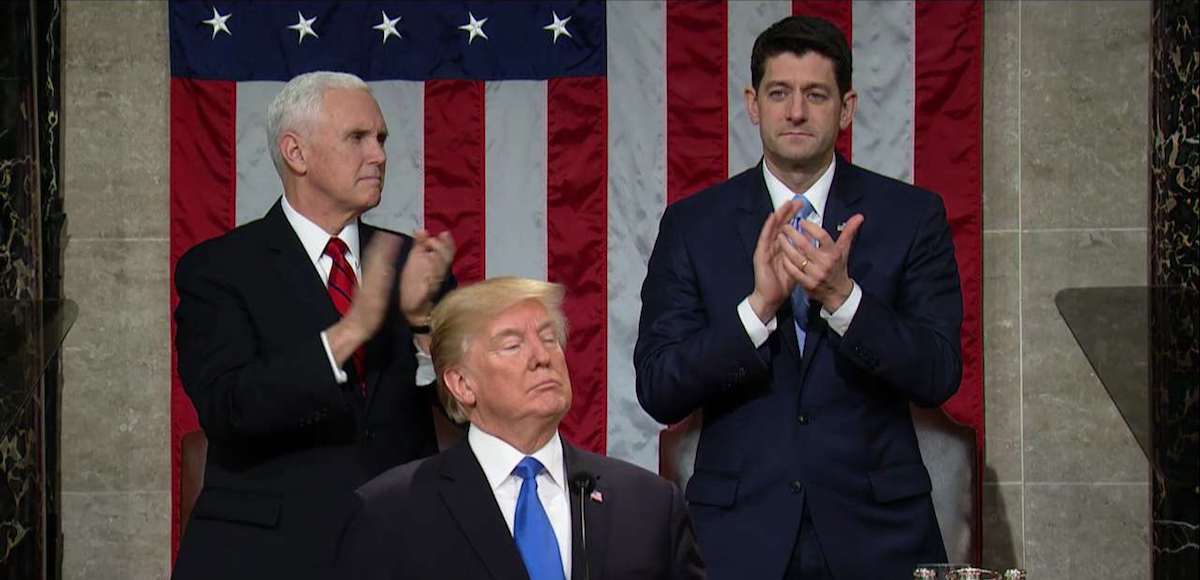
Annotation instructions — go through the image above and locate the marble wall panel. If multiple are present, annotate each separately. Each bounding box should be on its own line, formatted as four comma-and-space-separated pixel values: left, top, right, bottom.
61, 1, 171, 578
0, 389, 40, 578
1024, 483, 1149, 578
1019, 0, 1150, 231
0, 1, 41, 301
1148, 0, 1199, 576
982, 0, 1020, 233
61, 491, 169, 580
981, 483, 1023, 571
62, 1, 167, 240
61, 240, 169, 493
983, 232, 1021, 483
1021, 230, 1148, 483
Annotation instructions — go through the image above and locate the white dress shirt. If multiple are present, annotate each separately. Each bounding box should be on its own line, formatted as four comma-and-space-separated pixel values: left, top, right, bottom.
468, 425, 572, 578
279, 195, 435, 385
736, 159, 864, 349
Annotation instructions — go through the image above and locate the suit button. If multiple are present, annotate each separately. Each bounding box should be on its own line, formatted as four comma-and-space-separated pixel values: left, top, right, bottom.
364, 428, 375, 441
796, 413, 810, 425
790, 480, 803, 494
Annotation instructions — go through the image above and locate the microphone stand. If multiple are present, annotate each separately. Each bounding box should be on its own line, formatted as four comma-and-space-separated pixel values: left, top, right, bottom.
569, 472, 595, 580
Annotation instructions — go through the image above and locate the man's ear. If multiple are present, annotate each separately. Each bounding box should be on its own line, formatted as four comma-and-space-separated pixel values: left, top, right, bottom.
442, 367, 477, 409
839, 89, 857, 131
744, 86, 761, 126
280, 131, 307, 175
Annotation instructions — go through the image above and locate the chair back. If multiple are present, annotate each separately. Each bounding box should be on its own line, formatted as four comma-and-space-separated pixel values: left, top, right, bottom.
179, 430, 208, 533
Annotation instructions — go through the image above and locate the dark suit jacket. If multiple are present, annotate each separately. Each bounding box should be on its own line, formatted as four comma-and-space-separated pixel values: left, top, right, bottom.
335, 438, 706, 580
171, 201, 447, 580
634, 157, 962, 580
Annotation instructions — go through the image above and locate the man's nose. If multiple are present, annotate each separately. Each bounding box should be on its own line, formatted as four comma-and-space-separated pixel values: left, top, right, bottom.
786, 95, 807, 122
367, 138, 386, 164
527, 337, 552, 368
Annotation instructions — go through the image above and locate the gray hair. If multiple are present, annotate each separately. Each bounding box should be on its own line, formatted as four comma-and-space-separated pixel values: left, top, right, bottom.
265, 71, 371, 176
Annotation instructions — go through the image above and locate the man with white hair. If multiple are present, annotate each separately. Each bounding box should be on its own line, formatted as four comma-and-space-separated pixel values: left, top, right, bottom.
172, 71, 455, 580
336, 277, 706, 580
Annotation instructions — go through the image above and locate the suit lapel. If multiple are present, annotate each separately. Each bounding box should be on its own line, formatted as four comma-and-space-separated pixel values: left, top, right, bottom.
564, 444, 609, 580
262, 201, 341, 328
438, 441, 530, 580
735, 162, 775, 268
798, 155, 863, 383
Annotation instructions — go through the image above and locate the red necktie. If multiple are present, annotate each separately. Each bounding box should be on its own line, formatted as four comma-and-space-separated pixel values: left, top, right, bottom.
323, 238, 366, 396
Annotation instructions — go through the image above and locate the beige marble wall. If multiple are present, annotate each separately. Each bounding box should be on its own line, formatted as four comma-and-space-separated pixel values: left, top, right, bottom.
61, 1, 170, 578
981, 1, 1150, 577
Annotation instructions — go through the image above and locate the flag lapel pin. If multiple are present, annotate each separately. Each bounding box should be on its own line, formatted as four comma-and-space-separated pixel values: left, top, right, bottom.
590, 490, 604, 503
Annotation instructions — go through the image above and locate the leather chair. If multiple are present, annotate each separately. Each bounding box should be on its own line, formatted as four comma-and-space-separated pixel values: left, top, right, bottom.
179, 430, 208, 534
657, 406, 979, 564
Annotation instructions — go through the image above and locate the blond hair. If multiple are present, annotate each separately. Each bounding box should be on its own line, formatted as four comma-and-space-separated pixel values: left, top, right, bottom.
430, 277, 569, 424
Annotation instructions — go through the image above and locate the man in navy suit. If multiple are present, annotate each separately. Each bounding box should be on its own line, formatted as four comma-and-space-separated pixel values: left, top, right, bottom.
635, 16, 962, 580
337, 277, 705, 580
172, 71, 455, 580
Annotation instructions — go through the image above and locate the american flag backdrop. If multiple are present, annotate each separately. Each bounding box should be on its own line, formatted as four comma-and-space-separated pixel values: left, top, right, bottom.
168, 0, 982, 556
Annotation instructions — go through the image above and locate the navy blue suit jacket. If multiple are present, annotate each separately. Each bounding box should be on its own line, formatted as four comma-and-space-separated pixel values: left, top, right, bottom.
335, 439, 706, 580
635, 157, 962, 580
172, 202, 448, 580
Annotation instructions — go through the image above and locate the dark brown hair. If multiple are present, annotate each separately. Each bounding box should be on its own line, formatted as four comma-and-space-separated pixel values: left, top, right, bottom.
750, 16, 852, 95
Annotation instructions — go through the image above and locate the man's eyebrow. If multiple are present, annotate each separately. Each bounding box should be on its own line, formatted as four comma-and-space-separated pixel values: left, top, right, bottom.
489, 328, 523, 342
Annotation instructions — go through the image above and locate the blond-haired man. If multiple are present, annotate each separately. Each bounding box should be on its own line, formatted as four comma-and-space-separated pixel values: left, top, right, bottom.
337, 277, 705, 580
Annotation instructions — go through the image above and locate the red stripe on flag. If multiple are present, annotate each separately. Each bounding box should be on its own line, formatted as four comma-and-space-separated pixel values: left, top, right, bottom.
547, 77, 608, 454
792, 0, 853, 161
914, 0, 984, 561
666, 0, 728, 203
169, 78, 237, 559
424, 80, 486, 283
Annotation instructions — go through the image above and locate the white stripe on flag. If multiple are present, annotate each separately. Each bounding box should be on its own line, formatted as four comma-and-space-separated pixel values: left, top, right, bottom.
728, 1, 791, 175
236, 81, 286, 226
364, 81, 426, 233
606, 0, 669, 471
852, 0, 916, 183
485, 81, 548, 281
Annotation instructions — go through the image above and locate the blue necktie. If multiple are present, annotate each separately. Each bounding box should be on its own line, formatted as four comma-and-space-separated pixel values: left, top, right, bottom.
513, 457, 565, 580
789, 195, 816, 351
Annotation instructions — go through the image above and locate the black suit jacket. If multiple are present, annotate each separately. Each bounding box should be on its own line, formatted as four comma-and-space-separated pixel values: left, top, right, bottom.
635, 157, 962, 579
335, 438, 706, 580
171, 201, 447, 580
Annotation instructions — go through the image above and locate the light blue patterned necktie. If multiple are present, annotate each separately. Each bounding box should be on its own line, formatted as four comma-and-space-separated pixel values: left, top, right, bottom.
513, 457, 565, 580
789, 195, 816, 352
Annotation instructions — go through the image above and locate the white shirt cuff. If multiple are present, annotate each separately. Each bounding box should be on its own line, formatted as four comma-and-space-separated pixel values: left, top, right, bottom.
820, 282, 862, 336
319, 331, 349, 384
737, 297, 777, 349
414, 339, 435, 386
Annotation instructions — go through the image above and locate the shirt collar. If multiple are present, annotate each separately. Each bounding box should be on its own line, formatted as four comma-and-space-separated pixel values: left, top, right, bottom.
280, 194, 361, 266
468, 424, 565, 493
761, 157, 836, 221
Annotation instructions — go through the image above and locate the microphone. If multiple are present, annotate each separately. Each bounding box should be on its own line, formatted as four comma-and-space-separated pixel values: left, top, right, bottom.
569, 472, 596, 580
569, 472, 596, 495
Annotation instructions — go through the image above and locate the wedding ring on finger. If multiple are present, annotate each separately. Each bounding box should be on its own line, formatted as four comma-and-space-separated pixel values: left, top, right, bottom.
799, 258, 809, 271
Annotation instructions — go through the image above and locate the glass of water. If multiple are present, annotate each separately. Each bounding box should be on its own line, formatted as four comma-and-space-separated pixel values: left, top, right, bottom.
914, 563, 971, 580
